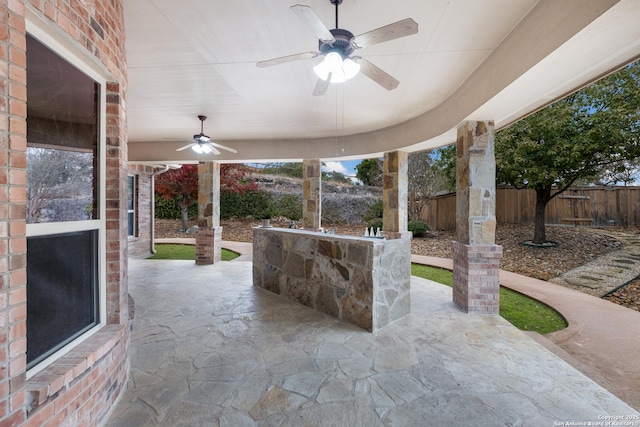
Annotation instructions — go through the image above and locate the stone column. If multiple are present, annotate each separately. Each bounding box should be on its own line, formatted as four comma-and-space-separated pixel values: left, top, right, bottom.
196, 161, 222, 264
302, 159, 322, 231
382, 151, 412, 240
453, 121, 503, 314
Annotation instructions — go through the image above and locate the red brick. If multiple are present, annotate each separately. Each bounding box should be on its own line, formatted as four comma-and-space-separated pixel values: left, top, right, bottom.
9, 354, 27, 376
8, 134, 26, 151
8, 320, 24, 341
9, 388, 24, 411
8, 303, 25, 322
7, 0, 25, 15
7, 13, 25, 34
9, 64, 26, 84
24, 400, 54, 427
9, 270, 27, 288
0, 408, 26, 427
8, 117, 25, 135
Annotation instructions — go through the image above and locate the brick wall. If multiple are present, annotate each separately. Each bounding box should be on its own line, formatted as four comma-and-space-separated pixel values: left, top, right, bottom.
1, 2, 29, 424
0, 1, 129, 425
452, 242, 503, 314
127, 164, 155, 258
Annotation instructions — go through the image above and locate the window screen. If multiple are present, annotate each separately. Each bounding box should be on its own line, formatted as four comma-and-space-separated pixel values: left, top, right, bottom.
26, 230, 99, 368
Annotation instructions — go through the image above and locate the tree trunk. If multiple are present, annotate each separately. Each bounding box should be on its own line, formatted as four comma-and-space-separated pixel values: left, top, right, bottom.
180, 203, 189, 232
533, 186, 552, 244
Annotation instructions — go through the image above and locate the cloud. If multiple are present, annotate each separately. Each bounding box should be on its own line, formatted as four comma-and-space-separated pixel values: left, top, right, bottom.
323, 161, 349, 175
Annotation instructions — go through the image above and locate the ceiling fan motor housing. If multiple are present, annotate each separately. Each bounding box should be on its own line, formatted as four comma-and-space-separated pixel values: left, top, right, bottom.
319, 28, 355, 58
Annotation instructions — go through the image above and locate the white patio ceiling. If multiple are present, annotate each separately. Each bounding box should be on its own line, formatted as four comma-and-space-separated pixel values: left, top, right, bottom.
125, 0, 640, 164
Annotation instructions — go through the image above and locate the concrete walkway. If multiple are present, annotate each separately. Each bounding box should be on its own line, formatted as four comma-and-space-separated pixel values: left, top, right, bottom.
413, 255, 640, 411
107, 258, 637, 426
152, 238, 640, 410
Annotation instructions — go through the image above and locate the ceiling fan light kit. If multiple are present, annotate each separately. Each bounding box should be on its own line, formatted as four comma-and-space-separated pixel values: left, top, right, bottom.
257, 0, 418, 95
313, 52, 360, 83
175, 115, 238, 155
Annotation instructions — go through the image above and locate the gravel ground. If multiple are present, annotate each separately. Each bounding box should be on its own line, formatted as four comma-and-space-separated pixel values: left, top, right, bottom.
155, 218, 639, 311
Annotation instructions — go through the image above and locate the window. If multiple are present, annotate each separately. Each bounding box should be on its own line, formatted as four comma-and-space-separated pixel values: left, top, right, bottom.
128, 175, 137, 237
26, 34, 105, 370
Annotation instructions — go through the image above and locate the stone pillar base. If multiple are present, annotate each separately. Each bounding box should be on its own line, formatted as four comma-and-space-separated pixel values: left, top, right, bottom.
452, 241, 502, 314
195, 226, 223, 265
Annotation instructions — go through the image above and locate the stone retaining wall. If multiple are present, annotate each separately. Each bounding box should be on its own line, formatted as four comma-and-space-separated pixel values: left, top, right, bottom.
253, 228, 411, 332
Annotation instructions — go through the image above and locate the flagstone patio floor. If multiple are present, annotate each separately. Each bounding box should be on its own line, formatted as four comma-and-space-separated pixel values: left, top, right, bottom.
105, 256, 638, 426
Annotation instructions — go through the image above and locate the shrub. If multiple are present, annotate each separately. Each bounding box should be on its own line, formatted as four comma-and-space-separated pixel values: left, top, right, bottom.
408, 220, 429, 237
220, 189, 276, 220
155, 195, 197, 219
363, 199, 383, 222
277, 194, 302, 221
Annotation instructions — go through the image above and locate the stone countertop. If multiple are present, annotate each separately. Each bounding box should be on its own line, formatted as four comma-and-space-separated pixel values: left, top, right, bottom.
254, 226, 390, 243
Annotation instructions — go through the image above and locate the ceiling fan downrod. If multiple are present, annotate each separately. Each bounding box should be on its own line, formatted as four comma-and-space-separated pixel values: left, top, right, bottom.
330, 0, 342, 29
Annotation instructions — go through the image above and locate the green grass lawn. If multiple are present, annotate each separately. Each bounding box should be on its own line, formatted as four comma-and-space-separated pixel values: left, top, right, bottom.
147, 244, 240, 261
411, 264, 567, 334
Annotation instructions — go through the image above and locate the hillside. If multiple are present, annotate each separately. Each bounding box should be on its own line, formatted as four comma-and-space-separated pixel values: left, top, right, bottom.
254, 173, 382, 225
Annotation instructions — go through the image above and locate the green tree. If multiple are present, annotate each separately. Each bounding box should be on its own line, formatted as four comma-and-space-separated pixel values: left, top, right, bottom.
431, 145, 457, 192
355, 158, 383, 186
496, 61, 640, 244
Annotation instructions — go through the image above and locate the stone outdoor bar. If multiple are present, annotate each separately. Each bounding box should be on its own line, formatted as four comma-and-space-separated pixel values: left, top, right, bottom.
253, 228, 411, 332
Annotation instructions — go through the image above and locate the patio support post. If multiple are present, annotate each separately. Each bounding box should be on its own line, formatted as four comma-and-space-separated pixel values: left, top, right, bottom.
382, 150, 412, 239
302, 159, 322, 231
196, 161, 222, 264
453, 121, 502, 313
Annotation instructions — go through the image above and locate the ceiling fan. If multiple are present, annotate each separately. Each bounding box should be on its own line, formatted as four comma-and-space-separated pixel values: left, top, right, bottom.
256, 0, 418, 96
175, 115, 237, 154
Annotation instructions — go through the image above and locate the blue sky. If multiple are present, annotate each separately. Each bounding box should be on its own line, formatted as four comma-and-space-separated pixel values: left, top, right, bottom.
322, 159, 361, 178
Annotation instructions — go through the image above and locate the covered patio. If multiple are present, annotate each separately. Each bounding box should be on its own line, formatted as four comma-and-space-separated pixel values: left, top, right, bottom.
107, 258, 636, 425
118, 1, 640, 423
5, 1, 640, 426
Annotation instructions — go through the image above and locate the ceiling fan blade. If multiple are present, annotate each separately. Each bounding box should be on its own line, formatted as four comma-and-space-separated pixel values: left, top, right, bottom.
356, 58, 399, 91
205, 144, 221, 155
312, 74, 331, 96
209, 142, 238, 154
352, 18, 418, 49
257, 51, 319, 68
290, 4, 335, 42
176, 143, 195, 151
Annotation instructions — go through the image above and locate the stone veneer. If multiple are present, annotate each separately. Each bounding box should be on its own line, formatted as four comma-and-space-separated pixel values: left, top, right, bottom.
253, 228, 411, 332
302, 159, 322, 231
383, 150, 408, 233
453, 121, 502, 314
196, 162, 222, 264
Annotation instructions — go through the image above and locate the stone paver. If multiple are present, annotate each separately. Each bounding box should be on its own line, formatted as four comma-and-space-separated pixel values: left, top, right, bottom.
106, 259, 638, 426
550, 229, 640, 296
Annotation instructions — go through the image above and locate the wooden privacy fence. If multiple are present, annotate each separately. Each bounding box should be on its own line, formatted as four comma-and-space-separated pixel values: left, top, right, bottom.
420, 186, 640, 230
